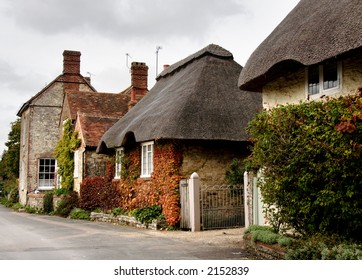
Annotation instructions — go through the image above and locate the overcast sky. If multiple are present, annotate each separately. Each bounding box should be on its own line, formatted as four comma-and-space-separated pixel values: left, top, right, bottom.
0, 0, 299, 154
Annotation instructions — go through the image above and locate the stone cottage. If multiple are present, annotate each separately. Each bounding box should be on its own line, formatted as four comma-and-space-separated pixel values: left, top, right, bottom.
17, 50, 96, 205
97, 44, 262, 226
238, 0, 362, 226
60, 62, 148, 192
238, 0, 362, 107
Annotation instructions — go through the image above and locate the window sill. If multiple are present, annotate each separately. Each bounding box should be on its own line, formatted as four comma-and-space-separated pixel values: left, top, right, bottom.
37, 187, 55, 191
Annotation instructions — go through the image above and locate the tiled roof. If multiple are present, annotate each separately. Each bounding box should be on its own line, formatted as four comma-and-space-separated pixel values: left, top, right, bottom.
78, 114, 120, 147
66, 91, 130, 121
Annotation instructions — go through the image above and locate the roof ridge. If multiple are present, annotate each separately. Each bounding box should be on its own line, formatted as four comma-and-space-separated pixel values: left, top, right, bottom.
157, 44, 232, 80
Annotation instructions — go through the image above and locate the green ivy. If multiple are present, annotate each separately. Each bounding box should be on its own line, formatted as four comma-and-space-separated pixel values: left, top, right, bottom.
246, 94, 362, 241
54, 119, 81, 191
225, 158, 245, 185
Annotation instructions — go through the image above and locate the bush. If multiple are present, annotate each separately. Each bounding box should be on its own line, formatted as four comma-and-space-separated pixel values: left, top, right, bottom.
247, 94, 362, 241
111, 207, 127, 216
285, 235, 362, 260
11, 202, 24, 211
54, 191, 79, 217
132, 205, 162, 224
245, 225, 292, 247
43, 192, 54, 214
244, 225, 274, 234
225, 158, 245, 185
25, 205, 38, 214
69, 208, 90, 220
80, 177, 120, 211
53, 188, 70, 196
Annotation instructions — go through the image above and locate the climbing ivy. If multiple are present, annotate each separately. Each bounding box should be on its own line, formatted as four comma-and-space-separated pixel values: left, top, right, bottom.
246, 94, 362, 241
118, 140, 183, 226
54, 119, 81, 191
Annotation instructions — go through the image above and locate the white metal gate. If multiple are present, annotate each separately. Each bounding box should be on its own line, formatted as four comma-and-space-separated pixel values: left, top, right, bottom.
180, 179, 244, 230
201, 184, 244, 230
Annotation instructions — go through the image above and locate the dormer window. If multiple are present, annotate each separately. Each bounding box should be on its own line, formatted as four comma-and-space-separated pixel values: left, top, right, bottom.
307, 59, 341, 99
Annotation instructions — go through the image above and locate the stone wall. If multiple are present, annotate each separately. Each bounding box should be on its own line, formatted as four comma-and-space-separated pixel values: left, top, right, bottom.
90, 212, 167, 230
181, 140, 248, 189
27, 193, 45, 210
26, 193, 66, 211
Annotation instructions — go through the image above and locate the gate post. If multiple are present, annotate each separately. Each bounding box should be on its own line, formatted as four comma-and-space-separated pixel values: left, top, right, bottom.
189, 172, 201, 232
244, 171, 254, 228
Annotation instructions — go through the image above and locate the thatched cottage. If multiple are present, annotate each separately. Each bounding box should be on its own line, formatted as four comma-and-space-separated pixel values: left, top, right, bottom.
238, 0, 362, 227
238, 0, 362, 108
17, 50, 96, 205
97, 44, 261, 225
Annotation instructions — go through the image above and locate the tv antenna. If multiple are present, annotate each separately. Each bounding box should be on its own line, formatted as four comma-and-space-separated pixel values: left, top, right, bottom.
155, 46, 162, 77
86, 72, 95, 79
126, 53, 132, 70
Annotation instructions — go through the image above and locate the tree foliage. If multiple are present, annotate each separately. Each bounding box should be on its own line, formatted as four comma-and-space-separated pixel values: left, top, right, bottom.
54, 119, 80, 191
0, 118, 21, 180
246, 94, 362, 241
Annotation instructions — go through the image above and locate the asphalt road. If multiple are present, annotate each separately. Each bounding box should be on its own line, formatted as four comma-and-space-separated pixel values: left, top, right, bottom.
0, 205, 252, 260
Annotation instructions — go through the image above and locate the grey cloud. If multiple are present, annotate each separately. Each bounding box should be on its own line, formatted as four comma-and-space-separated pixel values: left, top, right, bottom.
0, 59, 46, 97
3, 0, 245, 41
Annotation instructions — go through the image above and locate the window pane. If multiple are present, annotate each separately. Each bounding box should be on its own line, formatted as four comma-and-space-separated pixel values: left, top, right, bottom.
323, 60, 338, 90
38, 158, 56, 188
308, 65, 319, 95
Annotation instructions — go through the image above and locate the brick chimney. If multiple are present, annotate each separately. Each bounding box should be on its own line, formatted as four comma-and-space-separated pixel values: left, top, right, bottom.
63, 50, 81, 74
130, 62, 148, 102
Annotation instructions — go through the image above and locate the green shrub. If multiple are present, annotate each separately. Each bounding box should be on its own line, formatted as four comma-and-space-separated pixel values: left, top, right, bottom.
225, 158, 245, 185
54, 191, 79, 217
43, 192, 54, 214
132, 205, 162, 224
285, 235, 362, 260
111, 207, 127, 216
244, 225, 274, 234
278, 236, 292, 247
245, 225, 292, 247
69, 208, 90, 220
247, 94, 362, 241
11, 202, 24, 211
321, 244, 362, 260
25, 206, 38, 214
53, 188, 70, 196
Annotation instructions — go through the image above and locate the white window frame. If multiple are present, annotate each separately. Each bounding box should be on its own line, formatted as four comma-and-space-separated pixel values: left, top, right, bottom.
74, 150, 79, 178
306, 60, 342, 100
141, 141, 154, 178
38, 158, 57, 190
114, 148, 124, 179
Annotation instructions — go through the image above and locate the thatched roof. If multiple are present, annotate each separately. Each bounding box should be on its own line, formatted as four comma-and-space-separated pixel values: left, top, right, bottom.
97, 44, 262, 153
238, 0, 362, 91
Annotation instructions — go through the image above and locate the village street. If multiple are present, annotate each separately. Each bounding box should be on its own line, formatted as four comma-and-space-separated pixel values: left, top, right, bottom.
0, 205, 252, 260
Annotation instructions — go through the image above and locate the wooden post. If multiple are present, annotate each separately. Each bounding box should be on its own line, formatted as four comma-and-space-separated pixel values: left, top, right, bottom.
189, 172, 201, 232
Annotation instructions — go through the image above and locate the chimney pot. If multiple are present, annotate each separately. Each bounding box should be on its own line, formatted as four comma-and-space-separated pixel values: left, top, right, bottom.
163, 64, 170, 70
